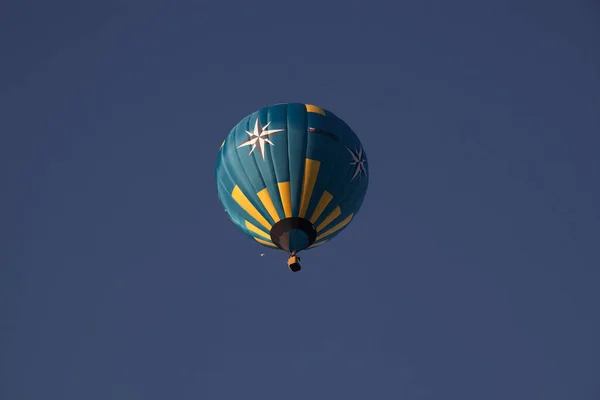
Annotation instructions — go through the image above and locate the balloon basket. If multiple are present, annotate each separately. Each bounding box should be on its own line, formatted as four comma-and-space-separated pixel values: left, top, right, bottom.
287, 255, 302, 272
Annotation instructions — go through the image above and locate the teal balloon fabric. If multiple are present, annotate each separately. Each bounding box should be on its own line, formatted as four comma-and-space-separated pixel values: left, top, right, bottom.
215, 103, 368, 253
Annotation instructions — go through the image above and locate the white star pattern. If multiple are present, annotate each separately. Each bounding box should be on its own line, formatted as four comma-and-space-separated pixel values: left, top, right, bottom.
347, 145, 367, 181
237, 119, 285, 160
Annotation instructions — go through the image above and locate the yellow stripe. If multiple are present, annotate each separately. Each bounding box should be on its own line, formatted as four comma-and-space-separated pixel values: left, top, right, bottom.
316, 206, 341, 232
257, 188, 280, 223
278, 181, 292, 218
232, 186, 272, 231
309, 191, 333, 223
299, 159, 320, 218
245, 220, 270, 240
317, 214, 354, 241
305, 104, 326, 116
308, 240, 328, 249
255, 237, 277, 247
220, 140, 225, 149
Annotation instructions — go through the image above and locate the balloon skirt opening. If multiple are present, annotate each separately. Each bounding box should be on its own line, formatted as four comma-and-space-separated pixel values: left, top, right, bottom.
270, 217, 317, 253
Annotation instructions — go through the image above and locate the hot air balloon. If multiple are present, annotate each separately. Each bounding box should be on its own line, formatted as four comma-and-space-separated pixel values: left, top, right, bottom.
215, 103, 368, 272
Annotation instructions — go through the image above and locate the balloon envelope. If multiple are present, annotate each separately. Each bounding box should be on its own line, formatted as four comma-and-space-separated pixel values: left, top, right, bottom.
215, 103, 368, 254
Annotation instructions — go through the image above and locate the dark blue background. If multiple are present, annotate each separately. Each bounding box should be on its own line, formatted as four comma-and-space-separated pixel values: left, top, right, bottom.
2, 1, 599, 398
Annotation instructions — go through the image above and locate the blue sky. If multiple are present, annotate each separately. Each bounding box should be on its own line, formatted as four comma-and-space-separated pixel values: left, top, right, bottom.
2, 0, 599, 399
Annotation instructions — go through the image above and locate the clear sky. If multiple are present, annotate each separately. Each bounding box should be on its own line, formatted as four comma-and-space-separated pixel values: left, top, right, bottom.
2, 0, 599, 399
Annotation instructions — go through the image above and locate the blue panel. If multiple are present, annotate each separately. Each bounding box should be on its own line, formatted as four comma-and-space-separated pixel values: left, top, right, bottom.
268, 104, 290, 184
288, 229, 310, 253
286, 103, 308, 217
